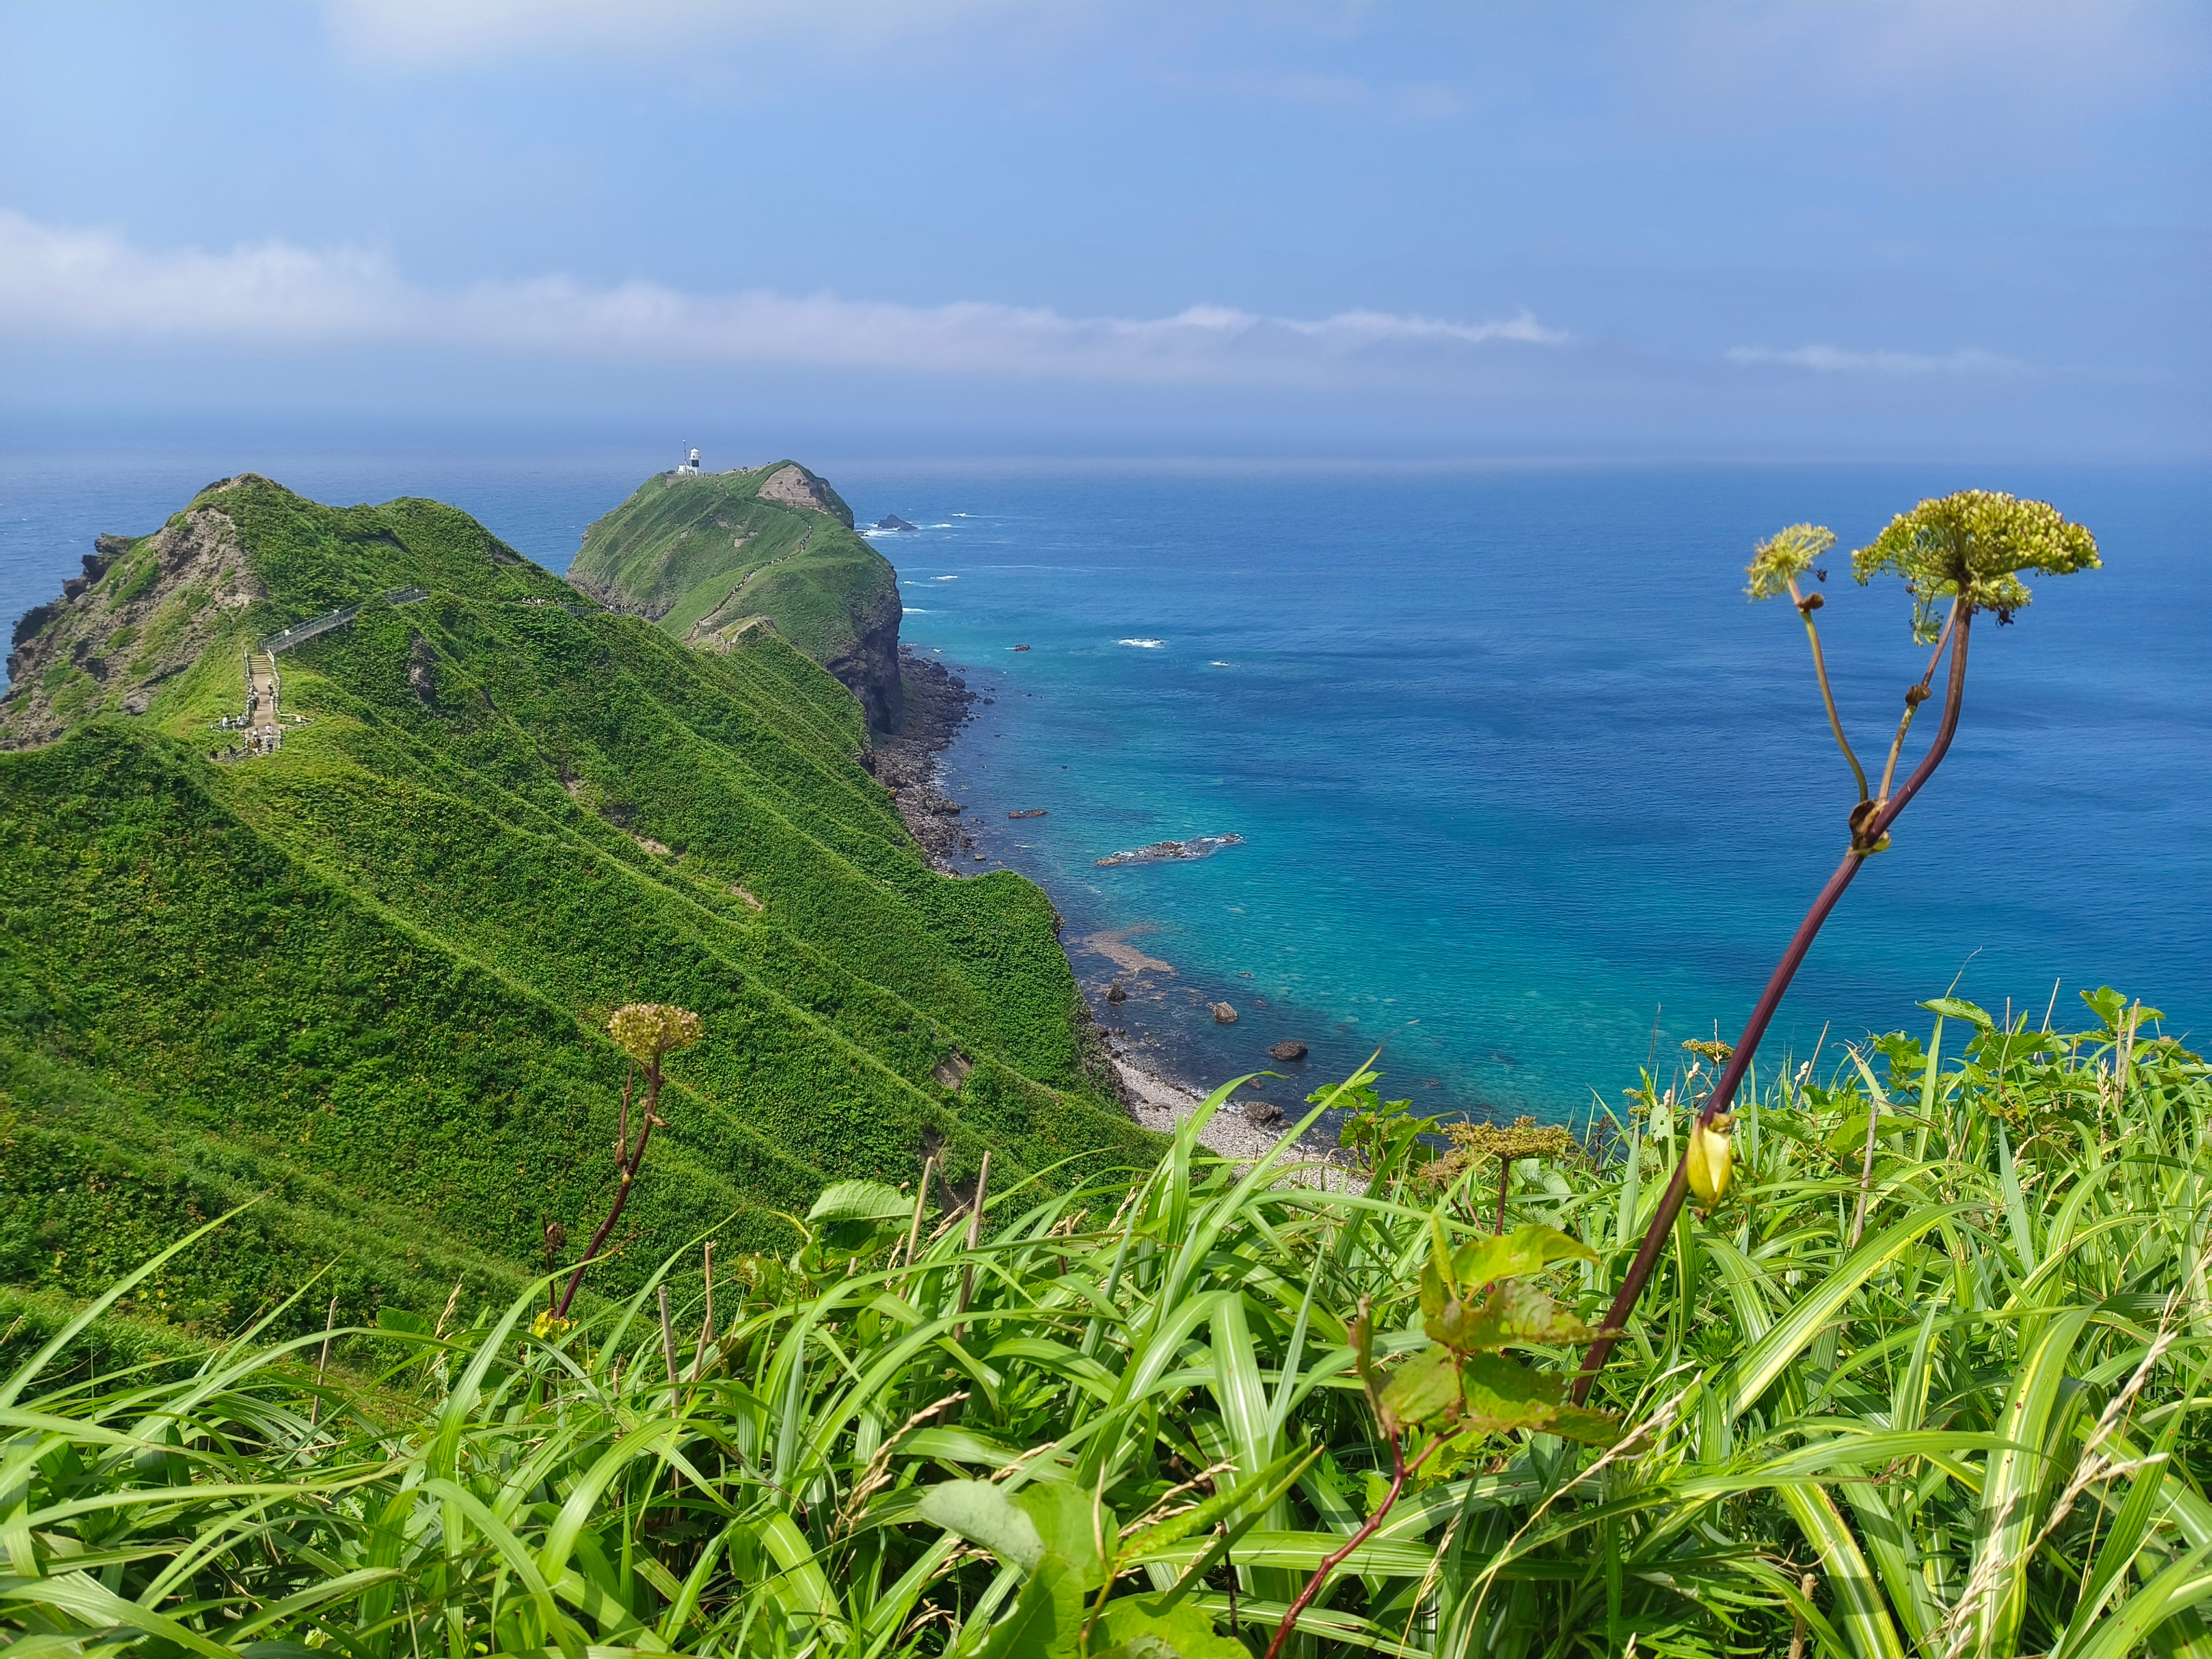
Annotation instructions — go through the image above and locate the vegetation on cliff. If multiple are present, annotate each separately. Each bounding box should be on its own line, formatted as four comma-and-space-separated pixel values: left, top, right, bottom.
1, 475, 1147, 1340
566, 461, 906, 730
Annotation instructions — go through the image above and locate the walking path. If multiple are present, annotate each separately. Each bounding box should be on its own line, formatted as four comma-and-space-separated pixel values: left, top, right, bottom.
247, 651, 281, 753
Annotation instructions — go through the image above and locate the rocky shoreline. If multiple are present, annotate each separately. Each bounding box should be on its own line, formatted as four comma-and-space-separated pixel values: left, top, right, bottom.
877, 646, 1341, 1165
873, 648, 977, 870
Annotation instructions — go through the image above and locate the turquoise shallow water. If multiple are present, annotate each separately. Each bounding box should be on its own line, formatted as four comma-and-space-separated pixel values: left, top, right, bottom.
5, 451, 2207, 1122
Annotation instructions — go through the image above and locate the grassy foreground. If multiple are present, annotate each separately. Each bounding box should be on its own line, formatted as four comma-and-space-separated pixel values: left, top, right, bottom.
5, 990, 2207, 1658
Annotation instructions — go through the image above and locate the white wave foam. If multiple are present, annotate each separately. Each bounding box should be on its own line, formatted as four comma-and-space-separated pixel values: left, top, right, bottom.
933, 574, 959, 581
1118, 638, 1165, 649
902, 607, 930, 613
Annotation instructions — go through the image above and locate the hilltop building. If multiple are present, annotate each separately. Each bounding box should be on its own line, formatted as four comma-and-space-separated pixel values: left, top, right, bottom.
674, 446, 702, 476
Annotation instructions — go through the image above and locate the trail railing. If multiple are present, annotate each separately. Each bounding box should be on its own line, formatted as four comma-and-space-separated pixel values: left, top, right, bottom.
260, 586, 431, 656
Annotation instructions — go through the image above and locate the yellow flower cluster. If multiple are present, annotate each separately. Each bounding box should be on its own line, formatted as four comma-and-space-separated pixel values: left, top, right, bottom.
1744, 523, 1836, 601
1420, 1115, 1577, 1187
1853, 489, 2101, 641
606, 1002, 705, 1064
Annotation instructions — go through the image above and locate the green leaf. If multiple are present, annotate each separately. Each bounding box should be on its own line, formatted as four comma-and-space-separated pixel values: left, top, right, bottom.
376, 1307, 433, 1336
1014, 1482, 1116, 1591
1459, 1353, 1620, 1446
965, 1559, 1088, 1659
1447, 1224, 1595, 1291
1095, 1597, 1249, 1659
919, 1480, 1047, 1574
1919, 996, 1993, 1027
1378, 1345, 1461, 1431
1426, 1279, 1603, 1354
808, 1178, 912, 1225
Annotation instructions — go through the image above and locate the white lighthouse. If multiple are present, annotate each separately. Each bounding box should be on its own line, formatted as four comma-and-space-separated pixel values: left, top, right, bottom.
675, 445, 702, 476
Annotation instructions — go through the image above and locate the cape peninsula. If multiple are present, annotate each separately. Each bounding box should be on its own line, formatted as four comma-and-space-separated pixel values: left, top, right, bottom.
567, 459, 905, 731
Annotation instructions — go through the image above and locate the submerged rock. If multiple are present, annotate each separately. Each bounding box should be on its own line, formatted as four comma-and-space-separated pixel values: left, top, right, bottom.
1095, 833, 1244, 868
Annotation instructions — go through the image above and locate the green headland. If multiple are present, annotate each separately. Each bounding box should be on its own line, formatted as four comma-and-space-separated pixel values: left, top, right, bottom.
0, 470, 1146, 1334
566, 458, 906, 730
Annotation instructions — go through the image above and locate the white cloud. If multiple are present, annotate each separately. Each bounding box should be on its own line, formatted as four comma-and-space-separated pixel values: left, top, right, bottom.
0, 210, 1562, 388
1725, 343, 2026, 376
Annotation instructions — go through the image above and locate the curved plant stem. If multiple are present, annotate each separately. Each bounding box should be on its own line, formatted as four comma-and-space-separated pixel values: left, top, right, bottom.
1573, 599, 1971, 1403
1790, 578, 1869, 801
555, 1058, 665, 1319
1874, 604, 1960, 805
1262, 1429, 1456, 1659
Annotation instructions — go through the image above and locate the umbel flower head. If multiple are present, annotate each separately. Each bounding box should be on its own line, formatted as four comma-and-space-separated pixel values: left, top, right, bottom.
1420, 1115, 1576, 1188
607, 1002, 705, 1067
1745, 523, 1836, 601
1853, 489, 2100, 642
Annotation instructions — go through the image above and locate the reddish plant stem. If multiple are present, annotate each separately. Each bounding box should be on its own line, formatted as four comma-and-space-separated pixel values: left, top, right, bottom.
1496, 1159, 1510, 1235
555, 1060, 665, 1319
1572, 602, 1972, 1404
1262, 1429, 1455, 1659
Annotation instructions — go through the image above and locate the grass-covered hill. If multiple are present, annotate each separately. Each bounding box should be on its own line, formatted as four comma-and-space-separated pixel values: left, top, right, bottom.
0, 473, 1149, 1338
566, 460, 905, 730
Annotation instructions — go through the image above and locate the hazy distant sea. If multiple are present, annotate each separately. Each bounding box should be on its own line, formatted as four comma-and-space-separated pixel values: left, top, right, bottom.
6, 448, 2207, 1122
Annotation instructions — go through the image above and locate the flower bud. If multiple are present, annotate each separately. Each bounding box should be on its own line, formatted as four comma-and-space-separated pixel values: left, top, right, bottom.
1686, 1114, 1735, 1207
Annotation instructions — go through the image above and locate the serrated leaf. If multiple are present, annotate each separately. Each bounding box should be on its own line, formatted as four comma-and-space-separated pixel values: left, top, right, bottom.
1458, 1353, 1620, 1445
1378, 1344, 1461, 1431
1426, 1279, 1602, 1354
1448, 1224, 1595, 1292
1419, 1259, 1448, 1319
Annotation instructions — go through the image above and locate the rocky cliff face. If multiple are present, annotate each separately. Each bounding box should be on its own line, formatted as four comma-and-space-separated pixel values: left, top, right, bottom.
3, 504, 264, 748
819, 570, 905, 732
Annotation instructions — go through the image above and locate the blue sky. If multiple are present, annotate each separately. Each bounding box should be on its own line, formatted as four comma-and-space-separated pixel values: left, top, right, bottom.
1, 1, 2204, 458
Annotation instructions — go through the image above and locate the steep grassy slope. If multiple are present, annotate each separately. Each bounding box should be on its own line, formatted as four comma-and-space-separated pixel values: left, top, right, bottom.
0, 475, 1148, 1335
567, 461, 904, 729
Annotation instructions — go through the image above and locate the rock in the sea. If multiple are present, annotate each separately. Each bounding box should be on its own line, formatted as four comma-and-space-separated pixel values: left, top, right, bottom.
875, 515, 919, 531
1106, 982, 1127, 1004
1250, 1102, 1285, 1128
1212, 1002, 1238, 1024
1269, 1039, 1308, 1062
1095, 833, 1244, 868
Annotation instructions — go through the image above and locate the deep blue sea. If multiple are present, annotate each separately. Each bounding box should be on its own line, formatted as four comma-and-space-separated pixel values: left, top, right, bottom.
6, 448, 2207, 1123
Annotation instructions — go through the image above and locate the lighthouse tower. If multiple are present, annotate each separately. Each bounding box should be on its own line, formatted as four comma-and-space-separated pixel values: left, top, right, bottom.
675, 445, 702, 476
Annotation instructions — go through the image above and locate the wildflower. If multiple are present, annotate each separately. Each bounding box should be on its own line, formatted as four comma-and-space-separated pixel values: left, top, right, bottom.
529, 1309, 574, 1340
1682, 1037, 1734, 1065
1853, 489, 2100, 642
607, 1003, 705, 1065
1420, 1115, 1575, 1188
1685, 1112, 1735, 1207
1745, 524, 1836, 602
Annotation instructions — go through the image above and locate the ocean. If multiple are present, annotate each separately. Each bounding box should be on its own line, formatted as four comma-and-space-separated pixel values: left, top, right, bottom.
6, 448, 2207, 1123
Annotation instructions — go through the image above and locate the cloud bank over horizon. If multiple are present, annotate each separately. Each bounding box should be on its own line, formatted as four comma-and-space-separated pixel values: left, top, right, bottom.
0, 210, 1570, 389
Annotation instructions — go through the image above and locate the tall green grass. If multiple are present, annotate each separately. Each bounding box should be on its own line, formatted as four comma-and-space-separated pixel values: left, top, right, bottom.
5, 992, 2207, 1658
